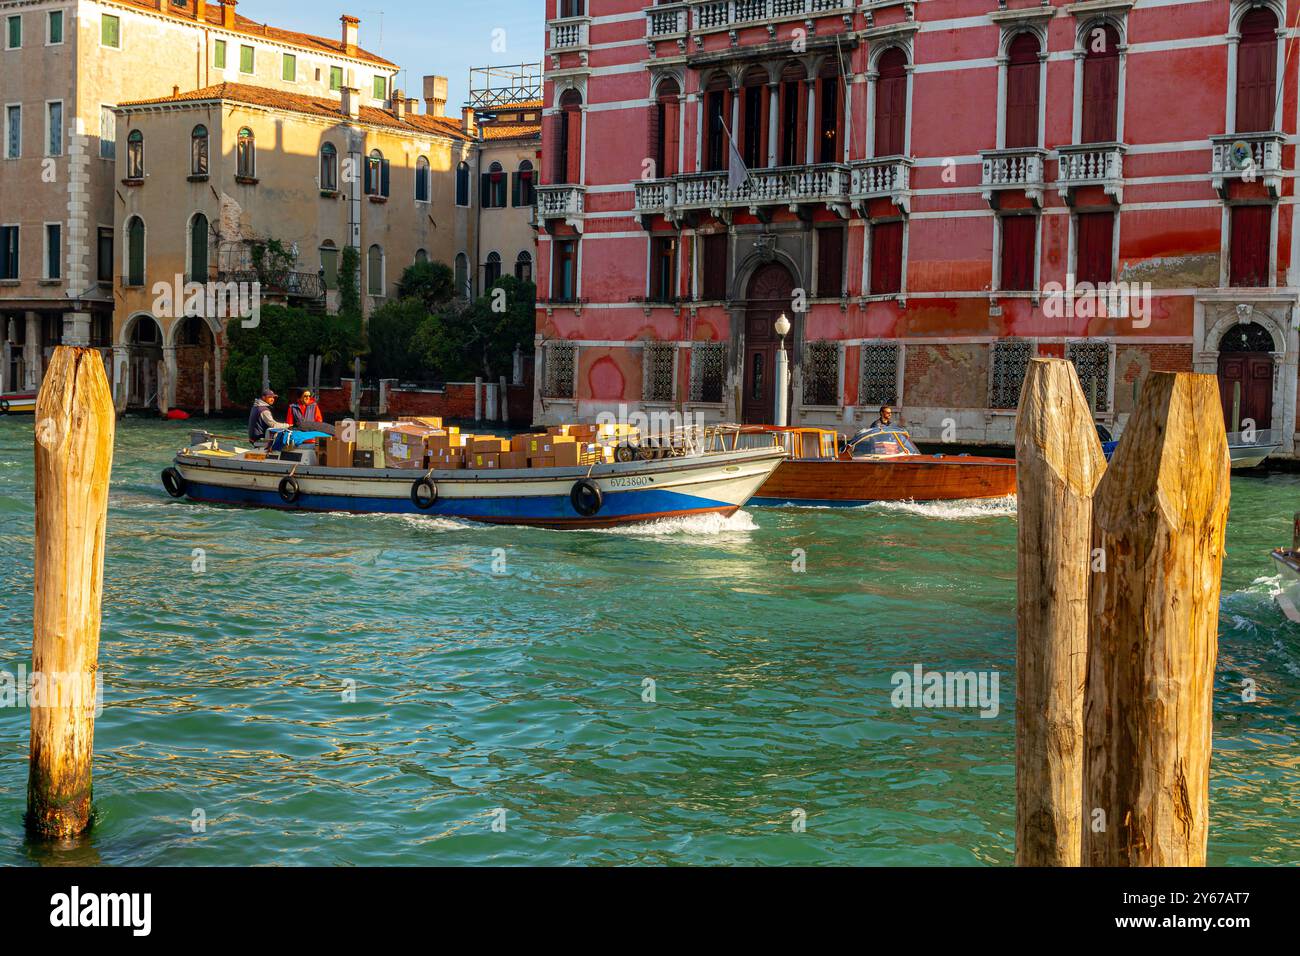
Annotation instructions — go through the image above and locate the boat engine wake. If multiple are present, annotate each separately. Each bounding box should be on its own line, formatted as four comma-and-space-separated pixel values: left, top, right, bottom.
589, 510, 759, 537
865, 495, 1018, 520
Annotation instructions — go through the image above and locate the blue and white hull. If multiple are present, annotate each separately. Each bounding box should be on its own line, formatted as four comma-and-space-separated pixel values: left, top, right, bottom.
169, 446, 786, 528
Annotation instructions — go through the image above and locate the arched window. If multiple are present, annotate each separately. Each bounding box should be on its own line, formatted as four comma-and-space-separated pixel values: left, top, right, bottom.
365, 149, 389, 197
189, 213, 209, 284
125, 216, 145, 286
778, 62, 806, 166
484, 251, 502, 286
367, 244, 384, 296
236, 127, 255, 178
817, 59, 843, 163
483, 161, 507, 208
650, 78, 681, 178
554, 89, 583, 185
1004, 33, 1041, 149
739, 69, 765, 169
455, 160, 470, 206
455, 252, 469, 298
415, 248, 428, 264
191, 125, 208, 176
1236, 8, 1279, 133
415, 155, 430, 202
515, 250, 533, 282
320, 240, 338, 290
874, 48, 908, 157
704, 73, 730, 172
1081, 25, 1121, 143
514, 159, 536, 206
320, 143, 338, 191
127, 129, 144, 179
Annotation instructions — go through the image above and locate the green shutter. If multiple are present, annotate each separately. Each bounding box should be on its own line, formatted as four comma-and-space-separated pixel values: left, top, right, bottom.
102, 14, 119, 49
373, 75, 386, 100
214, 40, 226, 69
49, 11, 62, 45
240, 45, 253, 74
330, 66, 342, 91
8, 15, 21, 49
282, 54, 296, 82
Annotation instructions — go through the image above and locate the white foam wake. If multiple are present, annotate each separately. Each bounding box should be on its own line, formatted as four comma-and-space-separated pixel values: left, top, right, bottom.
864, 495, 1018, 520
589, 509, 760, 537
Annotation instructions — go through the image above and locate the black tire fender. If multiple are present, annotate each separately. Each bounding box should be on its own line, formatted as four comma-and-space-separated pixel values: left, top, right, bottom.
161, 466, 187, 498
411, 478, 437, 509
278, 476, 300, 503
570, 478, 603, 517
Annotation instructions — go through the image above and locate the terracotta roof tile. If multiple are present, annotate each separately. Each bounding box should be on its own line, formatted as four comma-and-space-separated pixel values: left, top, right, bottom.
117, 83, 471, 141
480, 122, 542, 142
112, 0, 396, 67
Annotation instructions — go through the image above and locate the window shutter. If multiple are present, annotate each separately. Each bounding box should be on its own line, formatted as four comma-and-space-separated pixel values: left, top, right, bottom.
663, 100, 680, 177
565, 109, 582, 184
817, 227, 845, 297
511, 171, 520, 207
874, 55, 907, 157
1229, 204, 1271, 287
1000, 215, 1037, 291
1075, 211, 1115, 285
1081, 27, 1120, 143
702, 233, 727, 300
381, 159, 390, 197
869, 221, 904, 295
1236, 11, 1278, 133
1004, 35, 1041, 149
364, 160, 373, 195
647, 103, 662, 178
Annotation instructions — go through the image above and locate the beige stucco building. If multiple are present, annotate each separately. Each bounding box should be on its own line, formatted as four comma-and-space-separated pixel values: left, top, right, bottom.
112, 80, 476, 408
0, 0, 396, 396
472, 97, 541, 294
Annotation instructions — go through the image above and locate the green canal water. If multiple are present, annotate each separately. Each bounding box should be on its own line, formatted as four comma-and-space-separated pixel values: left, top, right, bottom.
0, 417, 1296, 866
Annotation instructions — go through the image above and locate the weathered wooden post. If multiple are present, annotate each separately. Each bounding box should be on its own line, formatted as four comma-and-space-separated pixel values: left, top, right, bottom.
499, 374, 509, 422
202, 361, 211, 417
1082, 371, 1230, 866
156, 359, 170, 415
28, 347, 115, 838
1014, 358, 1106, 866
351, 357, 361, 419
261, 354, 270, 393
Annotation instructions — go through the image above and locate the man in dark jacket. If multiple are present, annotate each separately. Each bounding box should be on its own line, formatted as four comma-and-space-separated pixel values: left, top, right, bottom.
248, 388, 288, 444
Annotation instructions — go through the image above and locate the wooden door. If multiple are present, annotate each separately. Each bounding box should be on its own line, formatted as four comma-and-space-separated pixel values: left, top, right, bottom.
742, 262, 794, 424
1218, 353, 1273, 431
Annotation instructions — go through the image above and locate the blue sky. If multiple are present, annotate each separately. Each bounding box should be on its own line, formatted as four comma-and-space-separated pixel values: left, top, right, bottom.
237, 1, 545, 107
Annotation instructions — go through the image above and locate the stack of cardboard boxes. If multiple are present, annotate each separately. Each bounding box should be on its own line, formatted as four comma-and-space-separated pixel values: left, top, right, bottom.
311, 420, 645, 472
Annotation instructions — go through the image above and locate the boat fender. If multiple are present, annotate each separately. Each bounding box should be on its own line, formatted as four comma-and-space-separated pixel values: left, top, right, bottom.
278, 476, 300, 503
614, 443, 637, 463
161, 466, 187, 498
411, 478, 437, 509
570, 478, 603, 517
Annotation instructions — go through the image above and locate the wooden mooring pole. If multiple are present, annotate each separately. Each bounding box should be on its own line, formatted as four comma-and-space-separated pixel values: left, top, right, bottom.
1082, 372, 1229, 866
28, 347, 115, 838
1014, 358, 1106, 866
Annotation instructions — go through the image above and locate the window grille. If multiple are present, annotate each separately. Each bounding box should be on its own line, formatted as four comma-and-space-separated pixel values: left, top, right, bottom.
643, 341, 676, 402
802, 341, 841, 406
990, 339, 1033, 409
544, 340, 576, 399
858, 342, 900, 407
689, 342, 724, 403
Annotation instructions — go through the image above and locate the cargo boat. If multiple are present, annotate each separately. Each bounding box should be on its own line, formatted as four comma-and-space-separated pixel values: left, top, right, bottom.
738, 425, 1016, 506
162, 427, 786, 529
1271, 512, 1300, 623
0, 392, 36, 414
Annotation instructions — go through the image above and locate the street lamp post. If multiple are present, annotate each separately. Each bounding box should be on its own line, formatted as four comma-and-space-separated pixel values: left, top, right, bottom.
774, 312, 791, 427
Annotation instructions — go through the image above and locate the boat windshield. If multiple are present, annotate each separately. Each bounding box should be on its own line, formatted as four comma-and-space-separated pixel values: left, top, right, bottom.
848, 428, 920, 458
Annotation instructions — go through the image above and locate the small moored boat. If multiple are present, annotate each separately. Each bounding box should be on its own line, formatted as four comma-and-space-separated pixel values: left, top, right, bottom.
0, 392, 36, 414
1270, 512, 1300, 623
741, 425, 1017, 506
162, 426, 786, 529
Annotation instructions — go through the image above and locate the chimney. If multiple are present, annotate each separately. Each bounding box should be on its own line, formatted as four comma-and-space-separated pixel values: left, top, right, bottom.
423, 75, 447, 118
392, 89, 408, 118
341, 86, 360, 120
220, 0, 236, 30
462, 106, 477, 138
341, 14, 359, 56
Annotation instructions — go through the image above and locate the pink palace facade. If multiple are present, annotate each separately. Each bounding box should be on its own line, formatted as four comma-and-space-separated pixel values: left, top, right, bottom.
534, 0, 1300, 455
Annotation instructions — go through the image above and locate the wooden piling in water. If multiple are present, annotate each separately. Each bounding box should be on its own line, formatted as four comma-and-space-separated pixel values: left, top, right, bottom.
1082, 371, 1229, 866
28, 347, 115, 838
1014, 358, 1106, 866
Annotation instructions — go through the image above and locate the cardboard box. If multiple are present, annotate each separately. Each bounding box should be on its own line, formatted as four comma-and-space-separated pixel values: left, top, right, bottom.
471, 435, 510, 453
352, 450, 376, 468
357, 428, 386, 452
529, 456, 554, 469
385, 425, 439, 469
323, 437, 356, 468
553, 441, 581, 467
471, 452, 501, 470
568, 424, 598, 441
409, 416, 443, 430
500, 451, 528, 469
511, 433, 542, 453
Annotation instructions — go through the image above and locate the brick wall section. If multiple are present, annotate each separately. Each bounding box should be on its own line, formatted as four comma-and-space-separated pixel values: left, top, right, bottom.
314, 380, 534, 424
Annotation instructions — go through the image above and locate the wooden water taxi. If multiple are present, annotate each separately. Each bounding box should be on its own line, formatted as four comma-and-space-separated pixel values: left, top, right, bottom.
738, 425, 1016, 506
1271, 512, 1300, 623
162, 426, 786, 529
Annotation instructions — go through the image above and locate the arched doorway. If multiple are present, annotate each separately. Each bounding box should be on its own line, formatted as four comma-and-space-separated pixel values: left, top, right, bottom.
1217, 321, 1275, 431
173, 316, 217, 410
125, 314, 164, 408
742, 261, 795, 424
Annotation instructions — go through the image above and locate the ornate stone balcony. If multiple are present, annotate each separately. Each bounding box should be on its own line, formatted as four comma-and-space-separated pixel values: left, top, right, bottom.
647, 3, 689, 48
980, 147, 1048, 208
536, 184, 586, 232
1210, 131, 1286, 199
688, 0, 856, 37
547, 16, 591, 69
633, 163, 851, 223
1055, 143, 1125, 205
849, 157, 912, 215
